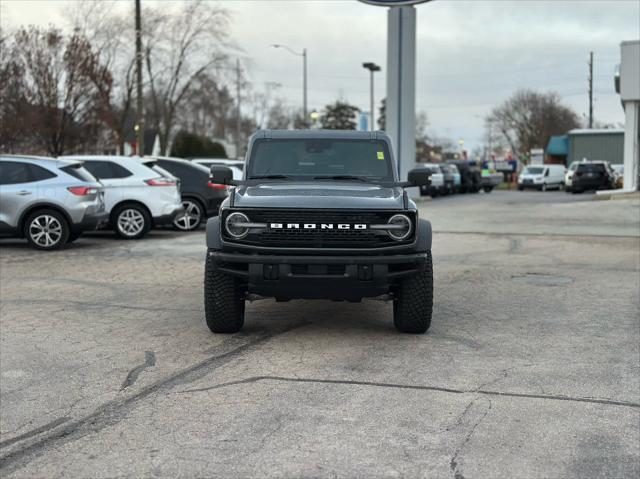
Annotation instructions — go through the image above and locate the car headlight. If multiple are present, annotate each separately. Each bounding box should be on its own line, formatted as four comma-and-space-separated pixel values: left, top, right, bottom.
387, 214, 412, 241
225, 212, 250, 238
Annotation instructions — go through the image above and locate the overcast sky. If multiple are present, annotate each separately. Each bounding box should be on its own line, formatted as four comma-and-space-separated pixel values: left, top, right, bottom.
2, 0, 639, 152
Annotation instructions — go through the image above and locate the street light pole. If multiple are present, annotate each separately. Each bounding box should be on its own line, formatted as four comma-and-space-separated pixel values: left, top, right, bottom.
271, 44, 308, 127
362, 62, 381, 131
302, 48, 307, 124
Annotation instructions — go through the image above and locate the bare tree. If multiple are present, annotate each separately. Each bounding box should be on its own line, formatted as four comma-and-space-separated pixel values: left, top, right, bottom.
144, 0, 231, 154
12, 26, 103, 155
0, 29, 28, 151
488, 89, 580, 158
266, 98, 291, 130
70, 1, 137, 154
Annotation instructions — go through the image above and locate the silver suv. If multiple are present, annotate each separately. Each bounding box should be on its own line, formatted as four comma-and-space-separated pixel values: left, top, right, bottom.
62, 156, 183, 239
0, 156, 107, 250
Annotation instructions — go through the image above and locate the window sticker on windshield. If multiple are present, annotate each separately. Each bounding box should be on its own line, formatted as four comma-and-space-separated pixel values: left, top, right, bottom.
377, 151, 385, 160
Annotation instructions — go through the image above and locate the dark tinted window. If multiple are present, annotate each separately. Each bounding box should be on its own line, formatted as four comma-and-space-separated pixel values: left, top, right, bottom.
0, 161, 31, 184
0, 161, 55, 184
28, 164, 57, 181
247, 139, 393, 180
577, 163, 606, 173
84, 161, 132, 179
60, 164, 96, 182
157, 160, 205, 182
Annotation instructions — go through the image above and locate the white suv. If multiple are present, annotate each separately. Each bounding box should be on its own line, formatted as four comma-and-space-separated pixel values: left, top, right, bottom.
62, 156, 183, 239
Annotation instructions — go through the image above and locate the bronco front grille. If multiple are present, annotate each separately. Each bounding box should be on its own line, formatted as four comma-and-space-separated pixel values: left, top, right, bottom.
221, 209, 416, 248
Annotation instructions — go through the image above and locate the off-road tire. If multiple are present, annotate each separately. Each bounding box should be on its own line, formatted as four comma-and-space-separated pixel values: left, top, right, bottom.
204, 252, 245, 333
393, 251, 433, 334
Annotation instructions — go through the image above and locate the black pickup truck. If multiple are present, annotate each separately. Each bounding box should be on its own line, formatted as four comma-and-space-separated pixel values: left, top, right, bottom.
204, 130, 434, 334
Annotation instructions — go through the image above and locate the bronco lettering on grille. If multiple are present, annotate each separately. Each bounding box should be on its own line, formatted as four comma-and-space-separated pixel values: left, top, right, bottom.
269, 223, 367, 230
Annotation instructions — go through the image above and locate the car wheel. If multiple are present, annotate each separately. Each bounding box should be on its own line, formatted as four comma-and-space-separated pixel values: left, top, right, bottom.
113, 204, 151, 240
24, 209, 69, 250
518, 185, 524, 191
393, 251, 433, 334
482, 186, 493, 193
204, 251, 245, 333
174, 198, 203, 231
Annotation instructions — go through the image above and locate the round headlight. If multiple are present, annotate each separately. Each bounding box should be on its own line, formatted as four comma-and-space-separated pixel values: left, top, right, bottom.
225, 212, 250, 238
387, 214, 412, 241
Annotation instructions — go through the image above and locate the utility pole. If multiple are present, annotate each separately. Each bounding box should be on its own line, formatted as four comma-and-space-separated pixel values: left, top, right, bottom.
588, 51, 594, 129
134, 0, 144, 156
235, 59, 241, 158
362, 62, 381, 131
271, 44, 308, 127
302, 48, 308, 126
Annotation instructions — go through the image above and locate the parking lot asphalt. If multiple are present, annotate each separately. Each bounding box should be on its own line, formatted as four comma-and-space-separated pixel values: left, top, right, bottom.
1, 190, 639, 478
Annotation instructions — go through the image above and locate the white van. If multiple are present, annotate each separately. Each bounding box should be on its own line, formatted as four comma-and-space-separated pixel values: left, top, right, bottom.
518, 164, 566, 191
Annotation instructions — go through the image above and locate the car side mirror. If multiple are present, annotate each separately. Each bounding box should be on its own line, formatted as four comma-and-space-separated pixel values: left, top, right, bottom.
210, 165, 236, 186
407, 168, 431, 187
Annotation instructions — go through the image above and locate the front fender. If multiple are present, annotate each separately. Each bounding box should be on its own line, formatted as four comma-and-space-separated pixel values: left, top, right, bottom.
416, 218, 432, 252
206, 216, 222, 250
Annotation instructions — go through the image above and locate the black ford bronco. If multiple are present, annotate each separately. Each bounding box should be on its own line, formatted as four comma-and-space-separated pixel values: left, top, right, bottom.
204, 130, 433, 334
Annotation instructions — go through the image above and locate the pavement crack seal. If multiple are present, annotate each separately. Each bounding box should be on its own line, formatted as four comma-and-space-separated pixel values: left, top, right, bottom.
178, 376, 640, 409
449, 398, 492, 479
0, 323, 305, 475
120, 351, 156, 390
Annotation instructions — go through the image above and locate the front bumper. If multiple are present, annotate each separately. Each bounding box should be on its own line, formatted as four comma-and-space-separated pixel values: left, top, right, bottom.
209, 250, 428, 300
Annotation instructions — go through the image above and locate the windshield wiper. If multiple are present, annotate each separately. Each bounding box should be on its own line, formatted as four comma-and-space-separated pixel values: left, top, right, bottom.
313, 175, 372, 182
250, 174, 294, 180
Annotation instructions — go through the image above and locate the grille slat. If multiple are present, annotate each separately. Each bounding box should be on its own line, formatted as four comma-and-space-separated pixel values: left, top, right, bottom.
223, 209, 414, 248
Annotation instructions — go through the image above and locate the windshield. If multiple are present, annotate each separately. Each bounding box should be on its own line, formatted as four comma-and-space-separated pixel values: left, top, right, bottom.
247, 139, 394, 181
524, 167, 544, 175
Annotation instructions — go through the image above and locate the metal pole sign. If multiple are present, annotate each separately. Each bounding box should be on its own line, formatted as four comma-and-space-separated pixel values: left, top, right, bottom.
359, 0, 431, 194
359, 0, 431, 6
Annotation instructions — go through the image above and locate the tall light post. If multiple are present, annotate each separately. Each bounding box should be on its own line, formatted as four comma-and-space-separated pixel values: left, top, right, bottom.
271, 44, 307, 127
362, 62, 381, 131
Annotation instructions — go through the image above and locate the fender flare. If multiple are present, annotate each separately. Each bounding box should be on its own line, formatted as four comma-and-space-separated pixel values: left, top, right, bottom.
206, 216, 222, 250
416, 218, 432, 252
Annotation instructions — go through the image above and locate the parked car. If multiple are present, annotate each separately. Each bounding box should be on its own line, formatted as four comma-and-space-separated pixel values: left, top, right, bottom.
192, 158, 245, 173
564, 162, 578, 191
438, 164, 456, 195
517, 164, 565, 191
62, 155, 183, 239
570, 161, 616, 194
447, 163, 462, 192
0, 155, 107, 250
418, 164, 444, 197
152, 157, 229, 231
447, 160, 481, 193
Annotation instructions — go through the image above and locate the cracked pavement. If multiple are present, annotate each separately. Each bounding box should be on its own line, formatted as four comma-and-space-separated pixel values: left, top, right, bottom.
0, 190, 639, 478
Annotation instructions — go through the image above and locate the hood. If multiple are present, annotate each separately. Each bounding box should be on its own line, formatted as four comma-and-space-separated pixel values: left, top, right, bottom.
232, 181, 405, 209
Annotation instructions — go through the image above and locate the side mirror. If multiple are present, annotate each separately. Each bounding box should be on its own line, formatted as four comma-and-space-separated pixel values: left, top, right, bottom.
407, 168, 431, 187
210, 165, 235, 186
